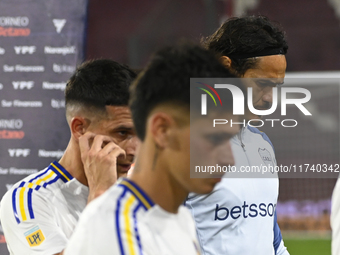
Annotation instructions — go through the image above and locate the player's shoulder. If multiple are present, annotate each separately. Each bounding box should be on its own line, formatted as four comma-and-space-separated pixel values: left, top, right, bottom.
71, 178, 155, 226
246, 125, 274, 150
74, 178, 155, 254
1, 161, 75, 223
79, 178, 135, 220
178, 204, 192, 215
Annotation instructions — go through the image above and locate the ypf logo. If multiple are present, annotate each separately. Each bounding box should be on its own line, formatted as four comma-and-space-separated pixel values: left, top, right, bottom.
200, 84, 312, 116
14, 46, 36, 54
12, 81, 34, 90
8, 148, 30, 157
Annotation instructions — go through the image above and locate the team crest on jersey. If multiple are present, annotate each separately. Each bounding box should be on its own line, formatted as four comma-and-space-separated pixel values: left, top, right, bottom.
24, 226, 45, 247
258, 148, 274, 172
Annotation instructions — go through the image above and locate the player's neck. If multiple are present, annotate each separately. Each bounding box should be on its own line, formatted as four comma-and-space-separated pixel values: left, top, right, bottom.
130, 146, 188, 214
59, 138, 87, 186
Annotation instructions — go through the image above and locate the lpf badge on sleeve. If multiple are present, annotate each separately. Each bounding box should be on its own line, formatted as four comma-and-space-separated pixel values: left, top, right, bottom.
258, 148, 274, 168
24, 226, 45, 247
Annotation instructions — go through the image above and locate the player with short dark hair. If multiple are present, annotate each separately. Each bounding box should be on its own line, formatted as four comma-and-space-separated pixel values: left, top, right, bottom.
63, 43, 243, 255
0, 59, 138, 255
186, 16, 290, 255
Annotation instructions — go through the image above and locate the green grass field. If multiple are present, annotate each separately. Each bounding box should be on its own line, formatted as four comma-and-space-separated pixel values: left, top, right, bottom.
284, 238, 331, 255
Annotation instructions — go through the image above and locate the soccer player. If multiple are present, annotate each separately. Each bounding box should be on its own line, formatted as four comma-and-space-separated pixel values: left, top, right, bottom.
0, 59, 138, 255
63, 43, 243, 255
185, 16, 290, 255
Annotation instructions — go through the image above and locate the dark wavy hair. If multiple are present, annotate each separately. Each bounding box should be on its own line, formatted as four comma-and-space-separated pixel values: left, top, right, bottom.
203, 15, 288, 76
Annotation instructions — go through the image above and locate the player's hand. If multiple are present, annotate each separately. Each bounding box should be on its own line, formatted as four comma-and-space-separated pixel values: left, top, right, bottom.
79, 132, 126, 203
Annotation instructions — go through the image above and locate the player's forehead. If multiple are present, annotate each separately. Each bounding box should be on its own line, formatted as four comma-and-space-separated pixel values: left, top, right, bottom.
105, 105, 131, 119
100, 105, 134, 127
244, 55, 287, 80
84, 106, 133, 134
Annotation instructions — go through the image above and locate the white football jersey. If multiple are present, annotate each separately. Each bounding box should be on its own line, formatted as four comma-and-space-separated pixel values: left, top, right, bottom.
64, 178, 201, 255
331, 177, 340, 255
186, 126, 289, 255
0, 161, 88, 255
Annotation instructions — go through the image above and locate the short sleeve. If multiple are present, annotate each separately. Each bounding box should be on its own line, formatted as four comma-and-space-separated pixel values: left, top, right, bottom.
0, 186, 67, 255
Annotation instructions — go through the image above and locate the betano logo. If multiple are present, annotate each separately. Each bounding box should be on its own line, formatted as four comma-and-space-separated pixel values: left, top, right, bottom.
0, 16, 30, 37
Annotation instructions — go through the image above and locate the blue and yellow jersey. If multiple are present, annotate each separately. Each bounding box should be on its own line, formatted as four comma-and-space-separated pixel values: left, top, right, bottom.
11, 161, 74, 224
64, 178, 201, 255
0, 161, 88, 255
115, 179, 154, 255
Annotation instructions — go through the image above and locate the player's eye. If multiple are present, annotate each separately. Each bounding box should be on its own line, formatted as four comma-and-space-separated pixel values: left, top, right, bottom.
118, 130, 128, 136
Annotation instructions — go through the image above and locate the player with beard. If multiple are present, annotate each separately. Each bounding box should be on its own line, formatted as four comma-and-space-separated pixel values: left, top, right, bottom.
185, 16, 290, 255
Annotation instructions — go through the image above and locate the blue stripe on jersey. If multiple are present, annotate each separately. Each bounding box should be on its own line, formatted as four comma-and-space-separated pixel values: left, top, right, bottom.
115, 186, 147, 255
133, 203, 143, 255
12, 181, 25, 224
248, 125, 275, 151
42, 174, 60, 188
273, 211, 282, 254
29, 169, 49, 183
27, 188, 34, 219
50, 165, 68, 183
119, 179, 154, 209
12, 162, 73, 224
52, 161, 73, 181
116, 188, 128, 255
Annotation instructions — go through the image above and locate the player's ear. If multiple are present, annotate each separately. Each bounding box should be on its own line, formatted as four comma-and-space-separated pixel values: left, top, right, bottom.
148, 112, 175, 149
220, 56, 232, 69
220, 56, 241, 77
70, 117, 90, 140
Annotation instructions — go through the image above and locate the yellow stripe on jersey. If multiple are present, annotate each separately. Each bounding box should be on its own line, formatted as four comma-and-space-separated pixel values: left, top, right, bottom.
18, 170, 57, 222
19, 187, 27, 221
35, 171, 55, 186
51, 162, 71, 182
124, 195, 137, 255
120, 180, 152, 209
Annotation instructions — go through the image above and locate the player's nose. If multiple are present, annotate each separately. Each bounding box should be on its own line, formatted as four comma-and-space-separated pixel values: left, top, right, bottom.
124, 136, 140, 158
262, 87, 274, 105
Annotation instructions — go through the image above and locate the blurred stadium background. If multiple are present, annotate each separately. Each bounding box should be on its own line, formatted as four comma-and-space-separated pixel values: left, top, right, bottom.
2, 0, 340, 254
